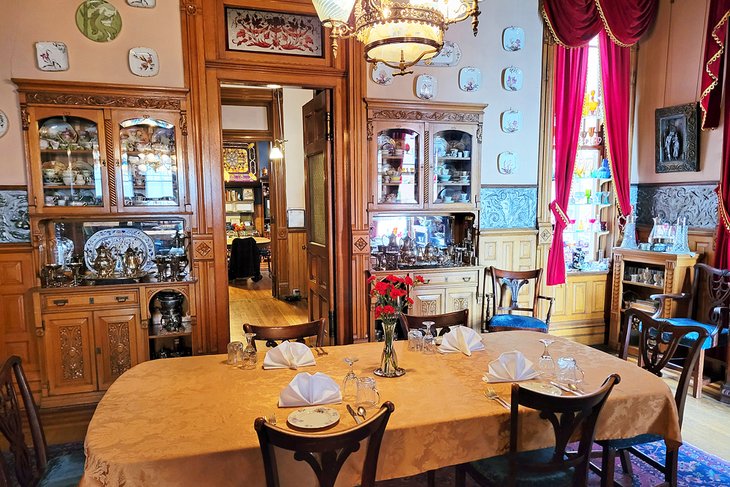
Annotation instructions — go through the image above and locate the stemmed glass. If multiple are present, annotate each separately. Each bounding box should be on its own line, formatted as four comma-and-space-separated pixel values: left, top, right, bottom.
537, 338, 556, 378
343, 357, 359, 401
422, 321, 436, 354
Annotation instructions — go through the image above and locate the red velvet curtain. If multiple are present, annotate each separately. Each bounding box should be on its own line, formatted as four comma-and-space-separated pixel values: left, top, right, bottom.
542, 0, 657, 284
700, 0, 730, 130
715, 39, 730, 268
599, 30, 632, 218
547, 46, 589, 286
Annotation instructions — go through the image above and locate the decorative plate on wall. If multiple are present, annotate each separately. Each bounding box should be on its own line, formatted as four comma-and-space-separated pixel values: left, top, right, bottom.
502, 66, 523, 91
127, 0, 155, 7
497, 151, 518, 174
415, 74, 437, 100
0, 110, 8, 139
459, 66, 481, 92
35, 42, 69, 71
417, 41, 462, 67
501, 110, 523, 133
76, 0, 122, 43
371, 62, 394, 86
502, 26, 524, 51
129, 47, 159, 77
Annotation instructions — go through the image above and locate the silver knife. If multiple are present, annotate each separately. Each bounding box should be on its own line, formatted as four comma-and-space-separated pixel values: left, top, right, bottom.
346, 404, 362, 424
550, 381, 582, 396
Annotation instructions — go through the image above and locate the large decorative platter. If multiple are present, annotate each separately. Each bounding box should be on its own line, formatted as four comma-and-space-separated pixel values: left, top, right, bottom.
84, 228, 156, 272
287, 406, 340, 431
417, 41, 462, 67
40, 119, 77, 146
76, 0, 123, 43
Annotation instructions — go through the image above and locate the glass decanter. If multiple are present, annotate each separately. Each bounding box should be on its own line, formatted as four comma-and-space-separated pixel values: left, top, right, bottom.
241, 332, 257, 369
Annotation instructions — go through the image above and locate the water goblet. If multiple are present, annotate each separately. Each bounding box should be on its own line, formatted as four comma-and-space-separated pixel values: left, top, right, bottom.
537, 338, 556, 378
343, 357, 359, 401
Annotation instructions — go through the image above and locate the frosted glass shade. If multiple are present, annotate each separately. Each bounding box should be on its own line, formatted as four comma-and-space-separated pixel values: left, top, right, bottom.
269, 145, 284, 160
360, 20, 443, 66
312, 0, 357, 25
409, 0, 476, 23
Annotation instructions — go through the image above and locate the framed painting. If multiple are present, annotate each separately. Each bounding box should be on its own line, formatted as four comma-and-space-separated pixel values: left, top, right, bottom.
655, 103, 699, 173
225, 7, 324, 58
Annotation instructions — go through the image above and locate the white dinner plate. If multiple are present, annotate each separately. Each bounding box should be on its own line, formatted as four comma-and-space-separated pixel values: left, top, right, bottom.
520, 382, 562, 396
287, 406, 340, 430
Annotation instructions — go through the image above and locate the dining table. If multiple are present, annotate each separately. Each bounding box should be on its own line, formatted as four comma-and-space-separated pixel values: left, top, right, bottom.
80, 331, 681, 486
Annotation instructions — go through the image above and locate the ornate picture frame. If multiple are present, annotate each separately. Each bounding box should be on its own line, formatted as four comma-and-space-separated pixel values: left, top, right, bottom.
655, 102, 699, 173
225, 7, 324, 58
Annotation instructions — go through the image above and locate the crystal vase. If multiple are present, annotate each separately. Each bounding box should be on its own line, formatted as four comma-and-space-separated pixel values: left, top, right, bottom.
374, 317, 405, 378
620, 214, 639, 249
672, 217, 691, 254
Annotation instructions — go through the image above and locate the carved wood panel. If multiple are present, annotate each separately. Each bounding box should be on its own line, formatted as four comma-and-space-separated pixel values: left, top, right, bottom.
411, 290, 445, 316
94, 309, 140, 391
44, 312, 96, 396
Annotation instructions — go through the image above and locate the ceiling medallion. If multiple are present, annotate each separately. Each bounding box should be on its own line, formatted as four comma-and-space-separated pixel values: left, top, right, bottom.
311, 0, 480, 76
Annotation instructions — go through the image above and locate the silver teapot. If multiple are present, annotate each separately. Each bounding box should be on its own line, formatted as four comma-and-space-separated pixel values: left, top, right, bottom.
121, 245, 144, 277
93, 243, 117, 278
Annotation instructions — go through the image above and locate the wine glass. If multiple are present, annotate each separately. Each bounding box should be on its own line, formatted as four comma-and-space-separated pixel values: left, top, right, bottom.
422, 321, 436, 354
343, 357, 359, 401
537, 338, 556, 378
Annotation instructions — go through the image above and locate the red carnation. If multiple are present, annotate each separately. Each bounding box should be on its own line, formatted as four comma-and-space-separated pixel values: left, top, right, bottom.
404, 276, 414, 286
383, 305, 396, 315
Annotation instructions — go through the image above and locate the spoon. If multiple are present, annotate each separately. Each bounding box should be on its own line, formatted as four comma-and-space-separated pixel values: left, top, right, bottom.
568, 383, 585, 395
357, 406, 367, 421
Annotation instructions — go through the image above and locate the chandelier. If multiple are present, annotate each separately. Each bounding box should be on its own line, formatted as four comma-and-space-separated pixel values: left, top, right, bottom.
312, 0, 480, 76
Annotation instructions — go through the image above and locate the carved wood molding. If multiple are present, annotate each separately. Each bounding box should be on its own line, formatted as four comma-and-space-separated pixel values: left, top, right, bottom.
145, 285, 191, 305
20, 105, 29, 130
192, 237, 214, 260
352, 230, 369, 255
180, 0, 200, 15
24, 92, 182, 110
107, 322, 132, 378
368, 109, 482, 123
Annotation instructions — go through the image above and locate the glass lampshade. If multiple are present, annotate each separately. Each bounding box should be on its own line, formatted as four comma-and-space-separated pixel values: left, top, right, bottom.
360, 20, 443, 66
269, 145, 284, 160
409, 0, 476, 24
312, 0, 357, 25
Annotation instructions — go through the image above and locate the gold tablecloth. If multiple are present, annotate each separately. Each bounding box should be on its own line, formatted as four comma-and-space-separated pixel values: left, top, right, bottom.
81, 331, 681, 486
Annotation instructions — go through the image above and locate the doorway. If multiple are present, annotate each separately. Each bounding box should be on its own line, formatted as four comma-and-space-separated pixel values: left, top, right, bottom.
219, 83, 335, 343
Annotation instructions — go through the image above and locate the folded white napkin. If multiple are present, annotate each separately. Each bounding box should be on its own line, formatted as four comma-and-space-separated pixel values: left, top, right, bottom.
263, 341, 316, 370
438, 325, 485, 356
482, 350, 539, 383
278, 372, 342, 407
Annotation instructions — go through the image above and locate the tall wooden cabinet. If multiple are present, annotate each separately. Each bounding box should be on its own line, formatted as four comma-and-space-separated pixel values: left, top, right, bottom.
365, 100, 486, 338
15, 79, 199, 408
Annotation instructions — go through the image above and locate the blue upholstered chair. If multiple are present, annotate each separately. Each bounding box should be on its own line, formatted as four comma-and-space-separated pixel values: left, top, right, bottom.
482, 266, 555, 333
456, 374, 621, 487
0, 356, 85, 487
620, 263, 730, 399
597, 310, 708, 487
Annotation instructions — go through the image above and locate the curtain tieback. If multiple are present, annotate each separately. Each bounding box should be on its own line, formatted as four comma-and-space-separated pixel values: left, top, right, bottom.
717, 185, 730, 232
550, 201, 570, 225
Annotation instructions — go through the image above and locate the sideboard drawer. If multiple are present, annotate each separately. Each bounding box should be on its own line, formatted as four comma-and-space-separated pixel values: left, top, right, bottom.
42, 291, 139, 310
420, 270, 479, 286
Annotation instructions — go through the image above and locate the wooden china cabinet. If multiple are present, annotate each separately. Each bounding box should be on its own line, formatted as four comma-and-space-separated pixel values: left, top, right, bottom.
15, 79, 199, 408
365, 99, 486, 337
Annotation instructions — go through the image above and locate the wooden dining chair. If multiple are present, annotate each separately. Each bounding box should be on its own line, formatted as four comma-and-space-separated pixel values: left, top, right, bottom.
621, 263, 730, 399
597, 309, 708, 487
254, 401, 395, 487
243, 319, 325, 350
399, 309, 469, 338
456, 374, 621, 487
0, 356, 85, 487
482, 266, 555, 333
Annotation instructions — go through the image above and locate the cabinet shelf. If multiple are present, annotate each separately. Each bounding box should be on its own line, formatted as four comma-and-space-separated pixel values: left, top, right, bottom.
43, 185, 96, 190
622, 280, 663, 290
436, 157, 471, 161
435, 182, 471, 186
41, 149, 94, 155
149, 331, 192, 340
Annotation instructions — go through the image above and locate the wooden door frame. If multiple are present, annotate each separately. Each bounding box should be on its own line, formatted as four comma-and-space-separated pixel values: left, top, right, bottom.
179, 0, 367, 348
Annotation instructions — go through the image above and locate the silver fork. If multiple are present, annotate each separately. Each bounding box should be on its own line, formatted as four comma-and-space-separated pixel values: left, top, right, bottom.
485, 388, 510, 410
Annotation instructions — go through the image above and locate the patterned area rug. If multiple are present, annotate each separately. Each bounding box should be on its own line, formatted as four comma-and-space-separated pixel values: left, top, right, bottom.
4, 440, 728, 486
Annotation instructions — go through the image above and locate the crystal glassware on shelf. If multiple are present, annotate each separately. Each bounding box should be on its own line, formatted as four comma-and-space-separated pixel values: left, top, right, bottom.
343, 357, 359, 401
537, 338, 556, 378
422, 321, 436, 354
241, 332, 257, 369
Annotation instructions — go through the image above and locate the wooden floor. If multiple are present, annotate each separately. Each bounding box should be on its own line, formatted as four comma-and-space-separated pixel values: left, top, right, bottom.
228, 272, 308, 343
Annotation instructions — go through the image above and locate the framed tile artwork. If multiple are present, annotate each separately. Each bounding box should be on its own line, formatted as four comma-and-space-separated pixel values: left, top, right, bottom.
225, 7, 324, 57
655, 102, 699, 173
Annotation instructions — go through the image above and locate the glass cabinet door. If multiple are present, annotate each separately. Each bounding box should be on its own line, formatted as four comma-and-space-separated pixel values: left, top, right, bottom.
118, 116, 180, 208
376, 128, 420, 206
432, 129, 473, 206
36, 113, 105, 209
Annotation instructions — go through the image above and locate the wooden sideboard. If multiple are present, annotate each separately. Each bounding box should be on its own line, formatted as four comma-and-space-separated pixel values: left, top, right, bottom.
608, 248, 698, 349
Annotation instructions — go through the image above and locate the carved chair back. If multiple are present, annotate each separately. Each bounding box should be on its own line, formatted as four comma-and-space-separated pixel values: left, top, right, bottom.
621, 310, 707, 425
0, 356, 48, 487
688, 263, 730, 328
254, 401, 395, 487
507, 374, 620, 487
399, 309, 469, 337
489, 267, 542, 316
243, 319, 325, 350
